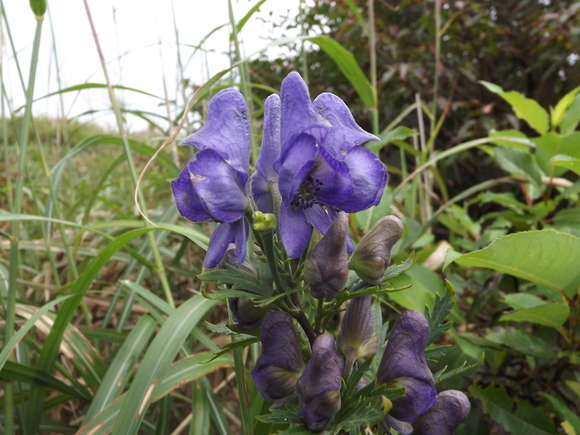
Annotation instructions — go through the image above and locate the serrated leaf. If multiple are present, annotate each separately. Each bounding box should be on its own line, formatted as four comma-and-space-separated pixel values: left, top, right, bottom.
499, 302, 569, 328
256, 404, 302, 425
386, 264, 442, 312
484, 327, 558, 358
534, 132, 580, 176
560, 94, 580, 135
454, 230, 580, 291
471, 384, 555, 435
434, 353, 484, 382
383, 252, 415, 281
493, 147, 543, 186
425, 281, 456, 346
489, 129, 531, 150
503, 293, 545, 309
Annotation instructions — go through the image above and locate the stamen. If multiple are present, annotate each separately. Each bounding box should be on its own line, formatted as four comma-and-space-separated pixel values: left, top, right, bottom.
290, 175, 323, 209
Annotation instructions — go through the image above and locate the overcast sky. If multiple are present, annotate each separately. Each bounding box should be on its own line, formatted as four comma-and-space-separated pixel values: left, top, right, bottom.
2, 0, 306, 131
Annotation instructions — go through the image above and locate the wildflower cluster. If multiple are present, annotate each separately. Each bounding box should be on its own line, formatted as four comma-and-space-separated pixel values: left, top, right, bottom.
173, 72, 470, 434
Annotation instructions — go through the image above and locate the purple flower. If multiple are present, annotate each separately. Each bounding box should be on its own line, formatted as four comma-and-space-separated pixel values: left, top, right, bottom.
296, 334, 345, 431
303, 211, 349, 300
172, 89, 251, 268
337, 296, 378, 373
251, 312, 304, 408
378, 311, 437, 432
252, 94, 281, 215
413, 390, 471, 435
270, 72, 387, 258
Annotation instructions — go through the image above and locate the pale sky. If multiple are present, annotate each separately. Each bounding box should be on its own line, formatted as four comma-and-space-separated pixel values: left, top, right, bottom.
2, 0, 306, 131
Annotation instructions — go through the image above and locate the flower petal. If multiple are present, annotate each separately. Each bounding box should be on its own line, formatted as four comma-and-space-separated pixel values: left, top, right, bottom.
337, 146, 388, 212
303, 204, 333, 236
251, 312, 304, 405
312, 145, 354, 206
188, 149, 249, 223
313, 92, 380, 158
256, 94, 281, 182
413, 390, 471, 435
280, 72, 330, 155
279, 205, 311, 258
180, 88, 250, 174
277, 134, 317, 205
204, 219, 248, 269
251, 171, 274, 214
171, 163, 214, 223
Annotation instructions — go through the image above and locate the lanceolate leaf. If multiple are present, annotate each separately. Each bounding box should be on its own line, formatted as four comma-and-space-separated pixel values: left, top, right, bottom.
453, 230, 580, 291
471, 384, 555, 435
111, 296, 216, 435
425, 281, 456, 346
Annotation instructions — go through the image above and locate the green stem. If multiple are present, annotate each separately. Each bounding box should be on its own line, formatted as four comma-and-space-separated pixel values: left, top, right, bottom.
82, 0, 174, 308
368, 0, 379, 135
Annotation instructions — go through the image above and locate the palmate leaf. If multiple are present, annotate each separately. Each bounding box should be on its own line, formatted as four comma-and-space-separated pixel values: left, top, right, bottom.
198, 264, 272, 297
425, 281, 456, 346
471, 385, 555, 435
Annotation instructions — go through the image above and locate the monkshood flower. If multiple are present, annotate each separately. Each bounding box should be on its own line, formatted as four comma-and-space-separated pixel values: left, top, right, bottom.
251, 312, 305, 408
378, 310, 437, 434
349, 215, 404, 285
265, 72, 387, 258
337, 295, 378, 375
413, 390, 471, 435
296, 334, 345, 431
172, 88, 251, 269
303, 211, 349, 300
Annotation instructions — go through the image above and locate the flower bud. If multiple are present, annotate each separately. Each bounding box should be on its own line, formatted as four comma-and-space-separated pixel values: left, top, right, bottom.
219, 244, 269, 331
228, 297, 269, 331
251, 312, 304, 408
348, 215, 403, 285
296, 334, 345, 431
337, 296, 378, 371
378, 311, 437, 429
304, 212, 349, 300
413, 390, 471, 435
252, 211, 277, 233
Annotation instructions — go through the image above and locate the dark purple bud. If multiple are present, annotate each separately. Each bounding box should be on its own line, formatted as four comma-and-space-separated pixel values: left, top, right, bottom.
348, 215, 404, 285
337, 296, 378, 376
296, 334, 345, 431
304, 212, 349, 300
413, 390, 471, 435
219, 245, 270, 331
228, 297, 269, 331
251, 312, 304, 408
378, 311, 437, 425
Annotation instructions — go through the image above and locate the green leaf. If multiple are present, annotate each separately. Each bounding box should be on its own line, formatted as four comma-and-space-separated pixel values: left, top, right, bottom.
470, 384, 555, 435
540, 393, 580, 435
26, 228, 158, 435
0, 360, 88, 400
308, 36, 375, 109
489, 129, 531, 150
83, 315, 158, 423
352, 187, 392, 233
493, 147, 543, 186
503, 293, 545, 309
236, 0, 268, 32
111, 296, 216, 435
198, 264, 272, 297
484, 327, 558, 358
383, 252, 415, 281
433, 353, 484, 382
560, 94, 580, 135
552, 85, 580, 128
534, 132, 580, 176
369, 126, 418, 153
550, 154, 580, 175
499, 302, 569, 328
454, 230, 580, 291
256, 404, 302, 425
386, 265, 442, 311
425, 281, 456, 345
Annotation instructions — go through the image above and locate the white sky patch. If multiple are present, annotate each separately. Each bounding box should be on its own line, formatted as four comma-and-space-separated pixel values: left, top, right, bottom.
2, 0, 305, 131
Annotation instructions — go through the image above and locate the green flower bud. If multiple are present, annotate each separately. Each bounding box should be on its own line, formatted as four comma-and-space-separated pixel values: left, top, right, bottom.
348, 215, 403, 285
252, 211, 277, 233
